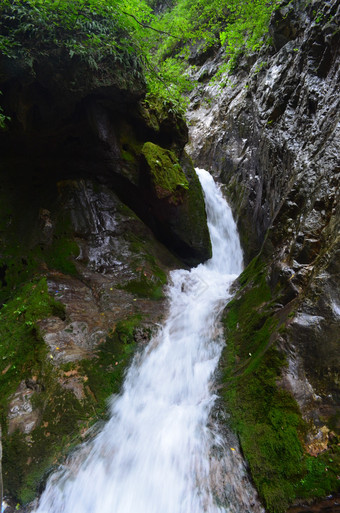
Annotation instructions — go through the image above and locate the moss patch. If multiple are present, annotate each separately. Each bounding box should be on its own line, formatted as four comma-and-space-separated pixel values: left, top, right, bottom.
141, 141, 189, 202
221, 256, 340, 511
119, 263, 166, 299
0, 277, 65, 421
44, 238, 80, 276
138, 94, 188, 147
3, 382, 88, 504
296, 446, 340, 499
0, 177, 80, 305
0, 277, 75, 503
120, 276, 165, 299
118, 232, 168, 300
221, 257, 304, 512
1, 308, 148, 505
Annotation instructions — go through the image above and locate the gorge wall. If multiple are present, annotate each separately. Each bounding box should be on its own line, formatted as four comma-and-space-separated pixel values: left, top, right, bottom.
187, 0, 339, 510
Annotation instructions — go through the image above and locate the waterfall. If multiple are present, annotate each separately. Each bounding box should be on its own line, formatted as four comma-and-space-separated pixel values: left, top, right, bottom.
33, 169, 263, 513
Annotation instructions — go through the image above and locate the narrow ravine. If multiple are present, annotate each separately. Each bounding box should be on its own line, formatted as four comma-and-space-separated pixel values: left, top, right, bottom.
33, 169, 263, 513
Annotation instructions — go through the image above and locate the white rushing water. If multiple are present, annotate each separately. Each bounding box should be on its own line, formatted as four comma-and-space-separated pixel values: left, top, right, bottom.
33, 169, 262, 513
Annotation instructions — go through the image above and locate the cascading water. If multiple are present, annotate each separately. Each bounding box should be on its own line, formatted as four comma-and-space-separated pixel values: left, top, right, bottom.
33, 169, 263, 513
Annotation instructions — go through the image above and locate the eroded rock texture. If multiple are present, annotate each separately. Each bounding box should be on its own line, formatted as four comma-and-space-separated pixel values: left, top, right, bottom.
188, 0, 339, 432
187, 0, 339, 509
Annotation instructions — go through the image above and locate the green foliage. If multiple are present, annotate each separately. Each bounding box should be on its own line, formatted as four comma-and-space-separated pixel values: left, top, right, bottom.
218, 0, 281, 68
0, 90, 10, 129
0, 0, 283, 112
0, 0, 147, 77
152, 0, 282, 75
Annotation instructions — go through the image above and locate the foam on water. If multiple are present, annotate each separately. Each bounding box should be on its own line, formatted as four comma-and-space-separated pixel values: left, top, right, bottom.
33, 169, 262, 513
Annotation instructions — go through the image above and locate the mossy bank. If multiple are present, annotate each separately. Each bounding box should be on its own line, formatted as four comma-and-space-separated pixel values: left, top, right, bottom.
220, 256, 340, 512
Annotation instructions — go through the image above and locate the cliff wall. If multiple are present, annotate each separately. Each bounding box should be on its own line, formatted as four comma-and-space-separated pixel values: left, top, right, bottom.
187, 0, 339, 510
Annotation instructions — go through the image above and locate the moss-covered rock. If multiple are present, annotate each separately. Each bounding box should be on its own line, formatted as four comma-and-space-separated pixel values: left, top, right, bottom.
139, 143, 212, 265
137, 94, 188, 148
0, 174, 178, 506
141, 142, 189, 202
220, 256, 340, 512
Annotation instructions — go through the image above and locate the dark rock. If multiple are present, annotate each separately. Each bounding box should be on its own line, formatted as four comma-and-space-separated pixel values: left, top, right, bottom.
287, 494, 340, 513
269, 0, 301, 52
0, 47, 211, 265
186, 0, 340, 507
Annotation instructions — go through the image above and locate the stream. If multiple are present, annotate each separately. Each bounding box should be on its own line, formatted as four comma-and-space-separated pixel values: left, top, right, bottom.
33, 169, 263, 513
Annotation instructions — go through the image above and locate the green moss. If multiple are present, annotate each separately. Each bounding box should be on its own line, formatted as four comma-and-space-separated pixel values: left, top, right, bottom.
0, 254, 38, 305
121, 149, 137, 163
120, 273, 165, 300
165, 151, 212, 264
118, 232, 168, 300
116, 121, 143, 184
221, 255, 340, 510
4, 315, 146, 503
44, 238, 80, 275
141, 141, 189, 201
221, 257, 306, 512
296, 447, 340, 499
3, 383, 88, 503
0, 183, 79, 306
0, 237, 79, 304
1, 305, 145, 505
0, 277, 73, 503
138, 94, 188, 143
0, 278, 64, 420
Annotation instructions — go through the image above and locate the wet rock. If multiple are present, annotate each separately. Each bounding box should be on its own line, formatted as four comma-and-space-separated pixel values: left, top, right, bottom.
287, 494, 340, 513
7, 382, 39, 435
0, 174, 180, 503
0, 47, 211, 266
186, 0, 339, 418
269, 0, 301, 51
186, 0, 340, 508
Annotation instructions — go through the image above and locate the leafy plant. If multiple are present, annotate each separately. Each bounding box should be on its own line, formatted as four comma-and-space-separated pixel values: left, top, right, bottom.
0, 0, 284, 112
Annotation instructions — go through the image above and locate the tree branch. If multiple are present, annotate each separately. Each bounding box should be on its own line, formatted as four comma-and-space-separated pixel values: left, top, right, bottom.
119, 9, 180, 39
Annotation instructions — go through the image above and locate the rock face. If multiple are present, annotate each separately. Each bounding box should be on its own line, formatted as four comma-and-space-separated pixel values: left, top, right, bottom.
187, 0, 339, 510
0, 173, 178, 504
0, 50, 211, 266
0, 35, 211, 505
